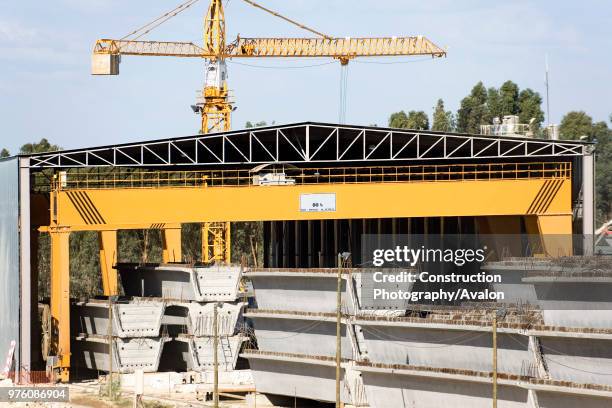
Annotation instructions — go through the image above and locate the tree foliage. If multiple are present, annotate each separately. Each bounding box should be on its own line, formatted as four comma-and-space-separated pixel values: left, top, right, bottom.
431, 99, 454, 132
558, 111, 612, 221
499, 80, 520, 116
456, 82, 488, 133
559, 111, 594, 140
388, 110, 429, 130
455, 81, 544, 134
0, 148, 9, 158
20, 138, 60, 154
518, 89, 545, 133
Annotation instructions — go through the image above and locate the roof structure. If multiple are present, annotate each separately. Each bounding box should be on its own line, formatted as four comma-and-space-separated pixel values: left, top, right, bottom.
25, 122, 588, 168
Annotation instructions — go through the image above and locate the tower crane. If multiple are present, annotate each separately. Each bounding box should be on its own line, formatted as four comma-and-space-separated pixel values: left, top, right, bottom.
91, 0, 446, 263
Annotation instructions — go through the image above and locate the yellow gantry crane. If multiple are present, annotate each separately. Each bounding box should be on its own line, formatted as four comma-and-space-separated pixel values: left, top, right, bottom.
91, 0, 446, 263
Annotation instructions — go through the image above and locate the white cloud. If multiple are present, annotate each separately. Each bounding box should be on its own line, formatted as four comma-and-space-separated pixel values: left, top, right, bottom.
0, 20, 37, 44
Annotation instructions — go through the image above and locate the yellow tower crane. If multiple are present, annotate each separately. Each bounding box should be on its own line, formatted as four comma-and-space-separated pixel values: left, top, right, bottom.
91, 0, 446, 263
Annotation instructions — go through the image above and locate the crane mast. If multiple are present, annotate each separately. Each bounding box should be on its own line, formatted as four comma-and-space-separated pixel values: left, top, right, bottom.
199, 0, 231, 133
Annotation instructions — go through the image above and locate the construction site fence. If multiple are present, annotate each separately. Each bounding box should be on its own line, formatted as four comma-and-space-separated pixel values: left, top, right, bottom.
47, 161, 571, 190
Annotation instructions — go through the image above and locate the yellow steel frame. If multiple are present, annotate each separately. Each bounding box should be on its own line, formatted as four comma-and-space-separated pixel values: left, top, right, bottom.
43, 162, 572, 381
49, 179, 571, 229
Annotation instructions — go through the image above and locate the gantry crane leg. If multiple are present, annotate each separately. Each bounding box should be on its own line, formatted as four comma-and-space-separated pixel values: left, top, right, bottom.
525, 214, 573, 257
50, 229, 71, 383
162, 225, 182, 263
99, 230, 118, 295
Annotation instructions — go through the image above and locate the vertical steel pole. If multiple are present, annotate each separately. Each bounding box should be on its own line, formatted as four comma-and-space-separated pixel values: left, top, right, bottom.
492, 313, 497, 408
108, 295, 113, 399
336, 254, 342, 408
582, 147, 595, 255
213, 302, 219, 408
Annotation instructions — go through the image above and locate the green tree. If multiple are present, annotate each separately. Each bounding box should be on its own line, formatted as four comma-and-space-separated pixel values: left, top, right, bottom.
0, 148, 9, 158
20, 138, 60, 154
406, 111, 429, 130
518, 89, 545, 133
592, 121, 612, 220
499, 80, 520, 116
456, 82, 488, 133
431, 99, 453, 132
388, 111, 409, 128
389, 110, 429, 130
486, 87, 502, 122
557, 111, 612, 221
559, 111, 593, 140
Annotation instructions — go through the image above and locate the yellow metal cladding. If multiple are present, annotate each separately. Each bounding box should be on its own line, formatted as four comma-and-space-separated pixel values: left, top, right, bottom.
50, 178, 571, 231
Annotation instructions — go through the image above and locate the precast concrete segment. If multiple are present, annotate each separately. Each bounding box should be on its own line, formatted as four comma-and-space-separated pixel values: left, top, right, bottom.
117, 264, 242, 302
356, 362, 612, 408
162, 301, 246, 337
72, 335, 169, 373
72, 299, 165, 337
483, 258, 612, 329
242, 351, 352, 405
355, 316, 612, 384
354, 315, 612, 340
361, 368, 528, 408
538, 336, 612, 386
245, 268, 365, 313
358, 322, 530, 375
73, 299, 246, 337
168, 334, 246, 372
245, 311, 353, 358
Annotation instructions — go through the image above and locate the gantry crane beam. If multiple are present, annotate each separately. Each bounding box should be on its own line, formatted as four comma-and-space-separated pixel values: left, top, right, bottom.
93, 36, 446, 59
48, 178, 571, 230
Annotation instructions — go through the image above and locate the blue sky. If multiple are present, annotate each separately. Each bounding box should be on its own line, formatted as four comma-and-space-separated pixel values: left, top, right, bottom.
0, 0, 610, 153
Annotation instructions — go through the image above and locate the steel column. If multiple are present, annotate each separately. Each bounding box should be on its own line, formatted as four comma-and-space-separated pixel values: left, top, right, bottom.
98, 230, 118, 295
582, 148, 595, 255
50, 230, 70, 382
162, 225, 182, 263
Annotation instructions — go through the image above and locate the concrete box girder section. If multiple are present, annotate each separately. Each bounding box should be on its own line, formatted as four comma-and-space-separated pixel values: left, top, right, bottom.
168, 334, 246, 372
242, 351, 355, 405
246, 269, 356, 314
484, 259, 612, 329
359, 323, 530, 375
539, 336, 612, 386
72, 299, 245, 338
163, 301, 245, 337
246, 311, 353, 359
117, 264, 242, 302
72, 336, 169, 374
357, 362, 612, 408
72, 299, 165, 337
